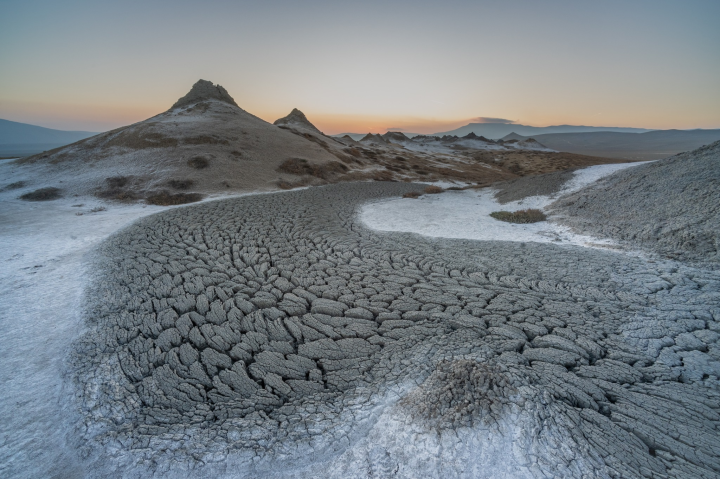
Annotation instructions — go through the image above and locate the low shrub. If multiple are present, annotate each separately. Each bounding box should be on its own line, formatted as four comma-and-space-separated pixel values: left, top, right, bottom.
146, 191, 203, 206
188, 157, 209, 169
490, 209, 547, 224
424, 185, 443, 194
168, 179, 195, 190
4, 181, 26, 190
105, 176, 129, 188
277, 158, 348, 179
20, 187, 62, 201
403, 191, 421, 199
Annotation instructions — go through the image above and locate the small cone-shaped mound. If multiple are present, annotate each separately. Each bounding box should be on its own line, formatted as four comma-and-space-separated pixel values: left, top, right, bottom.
360, 133, 387, 144
274, 108, 322, 133
382, 131, 410, 143
171, 79, 238, 109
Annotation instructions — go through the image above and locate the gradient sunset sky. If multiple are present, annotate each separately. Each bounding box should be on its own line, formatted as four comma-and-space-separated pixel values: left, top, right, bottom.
1, 0, 718, 134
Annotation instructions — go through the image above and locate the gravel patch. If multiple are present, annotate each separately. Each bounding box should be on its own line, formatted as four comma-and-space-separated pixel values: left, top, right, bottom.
70, 181, 720, 478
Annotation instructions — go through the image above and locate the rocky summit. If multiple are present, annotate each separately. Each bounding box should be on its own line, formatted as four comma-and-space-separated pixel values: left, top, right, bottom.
171, 79, 239, 109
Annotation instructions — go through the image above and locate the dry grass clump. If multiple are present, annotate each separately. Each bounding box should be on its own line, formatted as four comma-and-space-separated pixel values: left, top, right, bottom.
4, 181, 26, 190
188, 157, 210, 169
20, 187, 62, 201
424, 185, 444, 194
105, 129, 179, 150
277, 158, 348, 179
183, 135, 229, 146
96, 176, 140, 201
400, 360, 515, 430
490, 208, 547, 223
105, 176, 129, 189
168, 179, 195, 190
403, 191, 421, 199
146, 191, 203, 206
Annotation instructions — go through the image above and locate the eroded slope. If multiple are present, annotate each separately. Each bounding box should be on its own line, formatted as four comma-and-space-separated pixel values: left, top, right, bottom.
550, 141, 720, 263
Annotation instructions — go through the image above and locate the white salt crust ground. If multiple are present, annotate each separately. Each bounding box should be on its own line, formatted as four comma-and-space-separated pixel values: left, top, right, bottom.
360, 162, 649, 248
0, 162, 257, 477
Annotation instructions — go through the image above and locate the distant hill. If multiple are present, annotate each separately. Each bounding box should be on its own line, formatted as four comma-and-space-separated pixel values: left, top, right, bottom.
434, 122, 651, 139
0, 119, 98, 157
506, 129, 720, 160
333, 132, 421, 141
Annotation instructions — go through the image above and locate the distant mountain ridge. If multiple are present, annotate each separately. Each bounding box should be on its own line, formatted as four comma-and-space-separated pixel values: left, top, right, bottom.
505, 129, 720, 160
434, 122, 651, 139
333, 123, 651, 142
0, 119, 98, 157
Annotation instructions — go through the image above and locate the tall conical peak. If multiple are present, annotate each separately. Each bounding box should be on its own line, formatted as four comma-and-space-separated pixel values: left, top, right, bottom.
273, 108, 322, 133
171, 79, 238, 109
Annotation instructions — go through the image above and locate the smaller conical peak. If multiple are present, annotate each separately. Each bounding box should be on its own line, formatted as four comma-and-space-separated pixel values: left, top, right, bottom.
273, 108, 321, 133
171, 80, 238, 109
382, 131, 409, 142
360, 133, 387, 143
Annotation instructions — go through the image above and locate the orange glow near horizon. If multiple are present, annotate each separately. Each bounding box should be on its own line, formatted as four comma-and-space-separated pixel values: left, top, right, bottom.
1, 2, 718, 134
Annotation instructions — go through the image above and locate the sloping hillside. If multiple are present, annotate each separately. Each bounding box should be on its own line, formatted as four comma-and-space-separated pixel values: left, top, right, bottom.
13, 81, 346, 200
550, 140, 720, 263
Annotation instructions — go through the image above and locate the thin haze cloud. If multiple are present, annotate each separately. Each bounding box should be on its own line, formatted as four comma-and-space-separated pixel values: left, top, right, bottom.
0, 0, 718, 133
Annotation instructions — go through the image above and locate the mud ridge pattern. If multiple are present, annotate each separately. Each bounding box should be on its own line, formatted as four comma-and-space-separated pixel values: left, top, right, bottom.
72, 182, 720, 478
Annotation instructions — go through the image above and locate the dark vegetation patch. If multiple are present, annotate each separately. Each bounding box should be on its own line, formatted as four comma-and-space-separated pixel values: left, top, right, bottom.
188, 157, 210, 169
96, 189, 140, 201
4, 181, 26, 190
146, 191, 203, 206
493, 169, 576, 204
168, 179, 195, 190
490, 209, 547, 223
105, 128, 179, 150
183, 135, 229, 146
277, 158, 348, 179
20, 187, 62, 201
403, 191, 421, 199
301, 132, 328, 147
424, 185, 444, 194
105, 176, 129, 189
96, 176, 140, 201
344, 148, 361, 158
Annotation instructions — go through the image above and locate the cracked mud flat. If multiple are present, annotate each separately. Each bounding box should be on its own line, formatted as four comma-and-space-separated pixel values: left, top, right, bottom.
71, 182, 720, 478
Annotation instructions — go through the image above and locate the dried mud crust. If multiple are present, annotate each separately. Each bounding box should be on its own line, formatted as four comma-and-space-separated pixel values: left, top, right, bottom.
73, 182, 720, 478
550, 141, 720, 264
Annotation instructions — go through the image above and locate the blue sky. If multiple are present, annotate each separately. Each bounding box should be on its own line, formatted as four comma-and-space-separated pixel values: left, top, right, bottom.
1, 0, 718, 133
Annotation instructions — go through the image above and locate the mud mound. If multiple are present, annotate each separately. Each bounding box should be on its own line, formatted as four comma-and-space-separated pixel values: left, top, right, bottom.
550, 141, 720, 263
14, 80, 344, 198
71, 182, 720, 478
